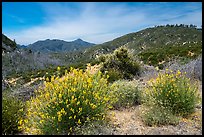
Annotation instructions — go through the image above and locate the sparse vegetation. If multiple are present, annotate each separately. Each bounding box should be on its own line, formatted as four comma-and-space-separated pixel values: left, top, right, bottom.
138, 42, 202, 69
142, 105, 180, 126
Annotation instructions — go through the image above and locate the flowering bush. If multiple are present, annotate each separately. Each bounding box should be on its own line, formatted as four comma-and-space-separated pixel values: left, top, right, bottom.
145, 69, 199, 117
18, 66, 114, 134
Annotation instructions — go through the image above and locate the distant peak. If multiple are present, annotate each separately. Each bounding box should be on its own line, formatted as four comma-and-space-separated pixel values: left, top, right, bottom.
74, 38, 83, 42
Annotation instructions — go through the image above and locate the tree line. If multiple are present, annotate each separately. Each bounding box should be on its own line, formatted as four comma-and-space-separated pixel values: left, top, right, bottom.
155, 24, 200, 28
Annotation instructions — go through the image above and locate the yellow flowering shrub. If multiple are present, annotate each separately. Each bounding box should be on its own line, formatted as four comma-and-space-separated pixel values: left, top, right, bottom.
19, 66, 114, 134
145, 69, 200, 117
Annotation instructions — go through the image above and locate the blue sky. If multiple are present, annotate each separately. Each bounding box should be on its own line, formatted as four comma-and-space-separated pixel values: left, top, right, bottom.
2, 2, 202, 45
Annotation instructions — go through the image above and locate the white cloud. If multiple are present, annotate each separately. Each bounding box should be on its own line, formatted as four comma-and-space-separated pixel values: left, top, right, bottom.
4, 2, 202, 45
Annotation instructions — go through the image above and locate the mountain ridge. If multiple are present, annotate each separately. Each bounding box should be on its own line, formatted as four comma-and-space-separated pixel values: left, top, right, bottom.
26, 38, 95, 53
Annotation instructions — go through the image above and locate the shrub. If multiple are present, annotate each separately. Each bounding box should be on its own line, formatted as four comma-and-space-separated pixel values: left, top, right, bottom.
105, 69, 123, 83
145, 69, 200, 117
2, 92, 25, 135
110, 80, 141, 109
18, 66, 114, 135
100, 47, 141, 82
142, 105, 179, 126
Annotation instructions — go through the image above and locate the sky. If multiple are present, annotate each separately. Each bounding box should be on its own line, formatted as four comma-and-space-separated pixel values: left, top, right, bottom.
2, 2, 202, 45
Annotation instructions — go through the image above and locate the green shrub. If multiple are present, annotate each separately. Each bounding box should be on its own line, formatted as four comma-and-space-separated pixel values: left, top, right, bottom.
98, 54, 106, 63
105, 69, 123, 83
145, 69, 200, 117
110, 80, 141, 109
2, 93, 25, 135
19, 66, 114, 135
100, 47, 141, 82
142, 105, 179, 126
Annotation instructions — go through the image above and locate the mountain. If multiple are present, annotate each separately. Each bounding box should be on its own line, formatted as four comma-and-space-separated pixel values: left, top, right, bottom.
27, 38, 95, 53
72, 38, 94, 46
2, 34, 17, 52
17, 44, 27, 49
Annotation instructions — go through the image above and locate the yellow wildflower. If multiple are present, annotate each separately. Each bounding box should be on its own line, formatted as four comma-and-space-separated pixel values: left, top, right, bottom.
90, 103, 96, 109
83, 91, 86, 94
87, 78, 92, 84
78, 119, 81, 124
40, 120, 44, 124
46, 77, 49, 82
19, 119, 23, 125
72, 95, 74, 100
24, 119, 28, 123
58, 114, 62, 122
61, 108, 66, 115
79, 107, 82, 112
59, 93, 62, 99
177, 70, 181, 75
70, 108, 74, 113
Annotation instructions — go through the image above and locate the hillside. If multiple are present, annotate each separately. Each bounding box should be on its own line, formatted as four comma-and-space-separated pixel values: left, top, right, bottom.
52, 25, 202, 68
85, 25, 202, 56
2, 34, 17, 52
26, 38, 95, 53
